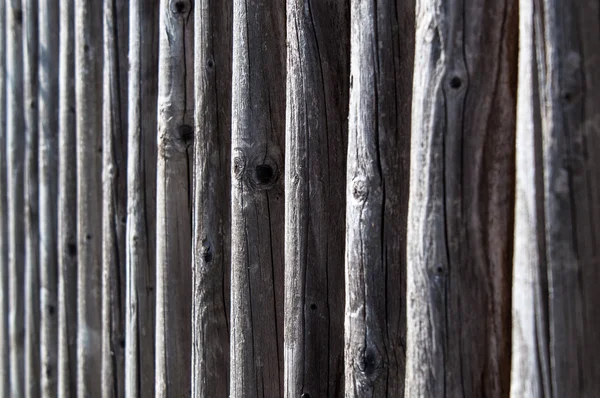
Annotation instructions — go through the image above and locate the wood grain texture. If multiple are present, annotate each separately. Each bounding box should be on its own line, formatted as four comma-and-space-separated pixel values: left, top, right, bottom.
511, 0, 600, 396
23, 0, 40, 394
57, 0, 77, 396
344, 0, 414, 396
191, 0, 232, 396
6, 0, 26, 394
125, 0, 158, 396
0, 0, 9, 395
101, 0, 128, 397
39, 0, 60, 395
229, 0, 286, 396
284, 1, 349, 397
155, 0, 194, 395
75, 0, 104, 394
406, 0, 517, 396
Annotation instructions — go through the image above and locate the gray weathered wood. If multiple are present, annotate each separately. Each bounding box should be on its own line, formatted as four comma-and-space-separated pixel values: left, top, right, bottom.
510, 0, 600, 396
155, 0, 194, 395
125, 0, 158, 396
344, 0, 414, 396
39, 0, 60, 395
6, 0, 26, 394
0, 0, 9, 394
229, 0, 285, 396
101, 0, 128, 396
75, 0, 104, 394
405, 0, 517, 396
57, 0, 77, 396
284, 1, 349, 397
191, 0, 232, 396
23, 0, 40, 394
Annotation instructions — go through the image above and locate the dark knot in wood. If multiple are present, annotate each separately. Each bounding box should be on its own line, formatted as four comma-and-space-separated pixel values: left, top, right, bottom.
233, 145, 281, 191
170, 0, 191, 15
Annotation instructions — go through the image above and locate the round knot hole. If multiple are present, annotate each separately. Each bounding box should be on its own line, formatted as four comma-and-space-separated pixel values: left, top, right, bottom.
255, 164, 274, 185
170, 0, 190, 14
449, 76, 462, 89
207, 59, 214, 69
310, 303, 317, 311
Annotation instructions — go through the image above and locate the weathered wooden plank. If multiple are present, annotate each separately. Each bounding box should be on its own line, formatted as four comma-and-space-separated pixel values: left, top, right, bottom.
101, 0, 128, 396
406, 0, 518, 396
229, 0, 286, 396
6, 0, 26, 394
155, 0, 194, 395
0, 0, 9, 395
75, 0, 104, 394
191, 0, 232, 396
39, 0, 60, 395
23, 0, 40, 394
511, 0, 600, 396
125, 0, 158, 396
343, 0, 414, 396
284, 1, 349, 397
57, 0, 77, 396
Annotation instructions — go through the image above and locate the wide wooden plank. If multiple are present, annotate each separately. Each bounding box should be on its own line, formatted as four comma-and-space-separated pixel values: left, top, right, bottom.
284, 1, 349, 397
154, 0, 194, 395
405, 0, 518, 396
75, 0, 104, 394
6, 0, 26, 394
125, 0, 158, 396
191, 0, 232, 396
229, 0, 286, 396
39, 0, 60, 395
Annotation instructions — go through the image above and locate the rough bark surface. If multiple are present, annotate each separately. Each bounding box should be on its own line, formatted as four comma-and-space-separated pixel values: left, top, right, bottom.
6, 0, 26, 394
154, 0, 194, 396
0, 0, 9, 395
343, 0, 414, 396
39, 0, 60, 395
101, 0, 128, 396
75, 0, 104, 395
23, 0, 40, 394
229, 0, 286, 396
191, 0, 232, 396
57, 0, 77, 396
511, 0, 600, 396
405, 0, 518, 396
125, 0, 158, 396
284, 1, 349, 397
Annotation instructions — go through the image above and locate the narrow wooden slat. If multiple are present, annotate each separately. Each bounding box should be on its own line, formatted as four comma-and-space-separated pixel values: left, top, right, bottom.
39, 0, 60, 394
343, 0, 414, 396
155, 0, 194, 395
101, 0, 128, 396
405, 0, 518, 396
57, 0, 77, 395
0, 0, 10, 394
125, 0, 159, 396
6, 0, 26, 394
511, 0, 600, 396
284, 1, 349, 397
23, 0, 40, 394
229, 0, 285, 396
75, 0, 104, 394
191, 0, 232, 396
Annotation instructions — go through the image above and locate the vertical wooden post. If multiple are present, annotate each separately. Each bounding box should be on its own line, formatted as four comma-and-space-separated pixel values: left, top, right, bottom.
155, 0, 194, 395
57, 0, 77, 395
39, 0, 60, 394
75, 0, 103, 394
343, 0, 414, 396
284, 1, 349, 397
23, 0, 40, 394
0, 0, 9, 395
229, 0, 285, 396
125, 0, 159, 396
511, 0, 600, 396
191, 0, 232, 396
6, 0, 26, 394
101, 0, 128, 396
405, 0, 517, 396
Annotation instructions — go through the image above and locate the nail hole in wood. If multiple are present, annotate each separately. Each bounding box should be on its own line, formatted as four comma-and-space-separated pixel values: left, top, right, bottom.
48, 305, 55, 315
86, 234, 92, 240
207, 59, 214, 69
310, 303, 317, 311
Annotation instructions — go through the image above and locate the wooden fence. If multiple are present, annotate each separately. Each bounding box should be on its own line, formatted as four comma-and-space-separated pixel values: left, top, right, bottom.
1, 0, 599, 397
